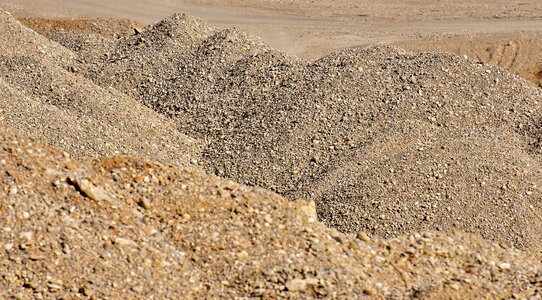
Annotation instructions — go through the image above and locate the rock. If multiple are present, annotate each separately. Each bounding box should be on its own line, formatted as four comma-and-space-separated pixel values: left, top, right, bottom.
68, 173, 111, 201
286, 279, 307, 291
8, 184, 18, 195
311, 241, 325, 251
112, 237, 138, 247
357, 231, 371, 242
286, 278, 319, 291
139, 197, 151, 209
3, 243, 13, 251
20, 231, 33, 241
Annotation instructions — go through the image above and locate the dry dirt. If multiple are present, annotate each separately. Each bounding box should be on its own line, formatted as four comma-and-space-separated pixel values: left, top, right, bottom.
1, 1, 542, 299
18, 17, 143, 39
1, 120, 542, 299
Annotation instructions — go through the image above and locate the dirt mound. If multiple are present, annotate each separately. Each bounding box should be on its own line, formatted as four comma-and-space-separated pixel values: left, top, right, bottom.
1, 123, 541, 299
0, 9, 200, 167
398, 33, 542, 87
77, 13, 274, 116
67, 14, 542, 251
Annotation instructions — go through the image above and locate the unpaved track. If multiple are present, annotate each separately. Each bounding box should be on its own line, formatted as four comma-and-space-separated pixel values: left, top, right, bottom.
2, 0, 541, 60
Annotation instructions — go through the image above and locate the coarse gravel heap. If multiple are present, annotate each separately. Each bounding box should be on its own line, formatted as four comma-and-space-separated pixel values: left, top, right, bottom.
66, 13, 542, 251
0, 8, 201, 167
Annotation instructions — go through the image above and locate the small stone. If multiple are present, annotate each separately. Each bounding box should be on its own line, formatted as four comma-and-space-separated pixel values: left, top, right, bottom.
20, 231, 33, 241
310, 241, 325, 251
80, 287, 92, 296
113, 237, 137, 247
139, 197, 151, 209
47, 283, 63, 292
8, 185, 18, 195
62, 243, 71, 255
22, 212, 30, 219
357, 231, 371, 242
238, 251, 249, 260
286, 279, 307, 291
180, 213, 191, 222
362, 285, 376, 295
131, 285, 143, 293
4, 243, 13, 251
13, 292, 24, 300
68, 173, 111, 201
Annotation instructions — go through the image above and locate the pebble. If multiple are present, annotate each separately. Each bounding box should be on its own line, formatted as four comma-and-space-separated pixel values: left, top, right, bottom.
139, 197, 151, 209
311, 241, 325, 251
8, 185, 18, 195
20, 231, 33, 241
357, 232, 371, 242
4, 243, 13, 251
68, 173, 111, 201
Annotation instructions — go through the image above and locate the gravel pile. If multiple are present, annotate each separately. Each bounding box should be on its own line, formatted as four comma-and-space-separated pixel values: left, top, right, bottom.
1, 124, 541, 299
67, 14, 542, 251
0, 8, 201, 167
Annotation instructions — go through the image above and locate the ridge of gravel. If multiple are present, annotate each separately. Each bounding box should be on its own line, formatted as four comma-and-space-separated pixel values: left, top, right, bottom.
60, 13, 542, 251
0, 8, 202, 167
1, 123, 541, 299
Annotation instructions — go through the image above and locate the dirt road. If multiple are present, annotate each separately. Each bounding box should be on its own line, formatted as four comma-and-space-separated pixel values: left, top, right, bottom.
1, 0, 541, 85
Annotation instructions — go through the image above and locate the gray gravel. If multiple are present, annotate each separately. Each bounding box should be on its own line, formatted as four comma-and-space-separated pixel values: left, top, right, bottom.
63, 13, 542, 251
0, 8, 201, 167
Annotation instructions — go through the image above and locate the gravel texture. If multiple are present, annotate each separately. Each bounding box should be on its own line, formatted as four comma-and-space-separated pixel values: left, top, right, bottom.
1, 8, 542, 298
1, 124, 541, 299
0, 8, 200, 167
65, 13, 542, 251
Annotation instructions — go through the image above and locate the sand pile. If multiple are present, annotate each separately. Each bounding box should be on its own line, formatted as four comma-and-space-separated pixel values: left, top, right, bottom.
0, 9, 200, 167
61, 14, 542, 250
1, 124, 542, 299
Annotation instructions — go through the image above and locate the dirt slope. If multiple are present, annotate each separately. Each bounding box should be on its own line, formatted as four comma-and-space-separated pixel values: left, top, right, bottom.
1, 124, 542, 298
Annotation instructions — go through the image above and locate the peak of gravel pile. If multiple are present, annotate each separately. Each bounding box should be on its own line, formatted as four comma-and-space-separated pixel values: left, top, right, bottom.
0, 9, 201, 167
63, 14, 542, 251
76, 13, 277, 118
0, 8, 74, 64
1, 124, 542, 299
